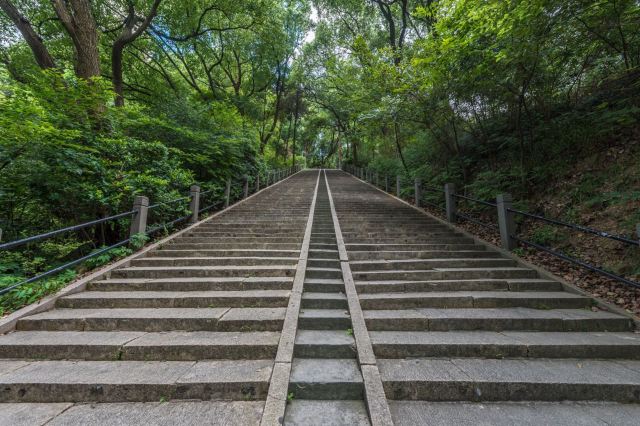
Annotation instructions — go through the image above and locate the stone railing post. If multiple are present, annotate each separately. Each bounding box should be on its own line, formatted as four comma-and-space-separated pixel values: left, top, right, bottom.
444, 183, 457, 223
243, 175, 249, 199
497, 193, 516, 250
189, 185, 200, 223
396, 175, 401, 198
255, 174, 260, 193
129, 195, 149, 238
414, 178, 421, 207
224, 178, 231, 208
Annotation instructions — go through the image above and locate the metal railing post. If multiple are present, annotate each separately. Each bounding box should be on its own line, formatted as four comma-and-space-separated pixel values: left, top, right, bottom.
255, 174, 260, 193
396, 175, 401, 198
414, 178, 421, 207
243, 175, 249, 199
224, 178, 231, 208
129, 196, 149, 237
189, 185, 200, 223
497, 193, 516, 250
444, 183, 457, 223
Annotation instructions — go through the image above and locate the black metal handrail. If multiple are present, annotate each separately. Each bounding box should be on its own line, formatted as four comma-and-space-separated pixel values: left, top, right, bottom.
508, 208, 638, 246
452, 193, 497, 208
0, 210, 136, 251
511, 235, 640, 289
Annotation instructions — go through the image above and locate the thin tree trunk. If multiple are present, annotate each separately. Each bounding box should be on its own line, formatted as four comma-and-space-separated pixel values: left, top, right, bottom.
0, 0, 56, 69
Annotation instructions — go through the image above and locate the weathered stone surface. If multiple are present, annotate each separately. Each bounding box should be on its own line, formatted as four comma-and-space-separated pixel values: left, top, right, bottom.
389, 401, 640, 426
284, 400, 370, 425
0, 403, 72, 426
289, 358, 363, 399
294, 330, 356, 358
47, 401, 264, 426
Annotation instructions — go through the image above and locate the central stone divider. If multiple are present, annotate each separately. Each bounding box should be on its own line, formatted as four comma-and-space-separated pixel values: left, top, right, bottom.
323, 171, 394, 426
260, 170, 321, 425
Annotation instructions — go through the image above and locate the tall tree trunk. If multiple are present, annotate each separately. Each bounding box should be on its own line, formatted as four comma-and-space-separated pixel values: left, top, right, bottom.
50, 0, 100, 79
0, 0, 56, 69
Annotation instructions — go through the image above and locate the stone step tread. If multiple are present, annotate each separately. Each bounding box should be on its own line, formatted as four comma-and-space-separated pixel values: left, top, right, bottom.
363, 307, 627, 318
118, 265, 296, 271
0, 360, 272, 402
304, 278, 344, 285
0, 401, 265, 426
61, 290, 291, 300
284, 400, 370, 426
363, 308, 631, 331
359, 291, 587, 300
350, 258, 511, 265
388, 401, 640, 426
355, 278, 556, 285
354, 267, 535, 274
290, 358, 363, 386
0, 330, 279, 347
299, 309, 351, 319
370, 331, 640, 355
379, 358, 640, 398
302, 292, 347, 301
296, 330, 355, 346
136, 256, 299, 261
306, 267, 342, 272
95, 277, 294, 284
20, 308, 286, 321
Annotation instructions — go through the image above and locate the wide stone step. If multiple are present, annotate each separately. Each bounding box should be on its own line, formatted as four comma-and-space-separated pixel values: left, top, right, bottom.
352, 267, 539, 281
17, 308, 286, 332
285, 400, 370, 425
346, 237, 474, 245
355, 278, 561, 293
289, 359, 364, 400
111, 265, 296, 279
150, 249, 300, 258
301, 292, 348, 309
359, 291, 590, 309
175, 236, 301, 244
167, 243, 301, 250
3, 401, 265, 425
363, 308, 632, 332
298, 309, 352, 330
0, 360, 272, 402
294, 330, 356, 358
370, 331, 640, 359
0, 331, 280, 360
349, 258, 516, 271
388, 401, 640, 426
56, 290, 290, 309
131, 257, 298, 267
346, 244, 482, 251
89, 277, 294, 292
183, 231, 303, 238
379, 358, 640, 402
348, 250, 500, 260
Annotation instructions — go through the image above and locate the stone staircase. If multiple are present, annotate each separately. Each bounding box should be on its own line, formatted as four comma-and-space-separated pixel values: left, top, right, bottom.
325, 169, 640, 425
1, 168, 639, 425
0, 171, 317, 425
